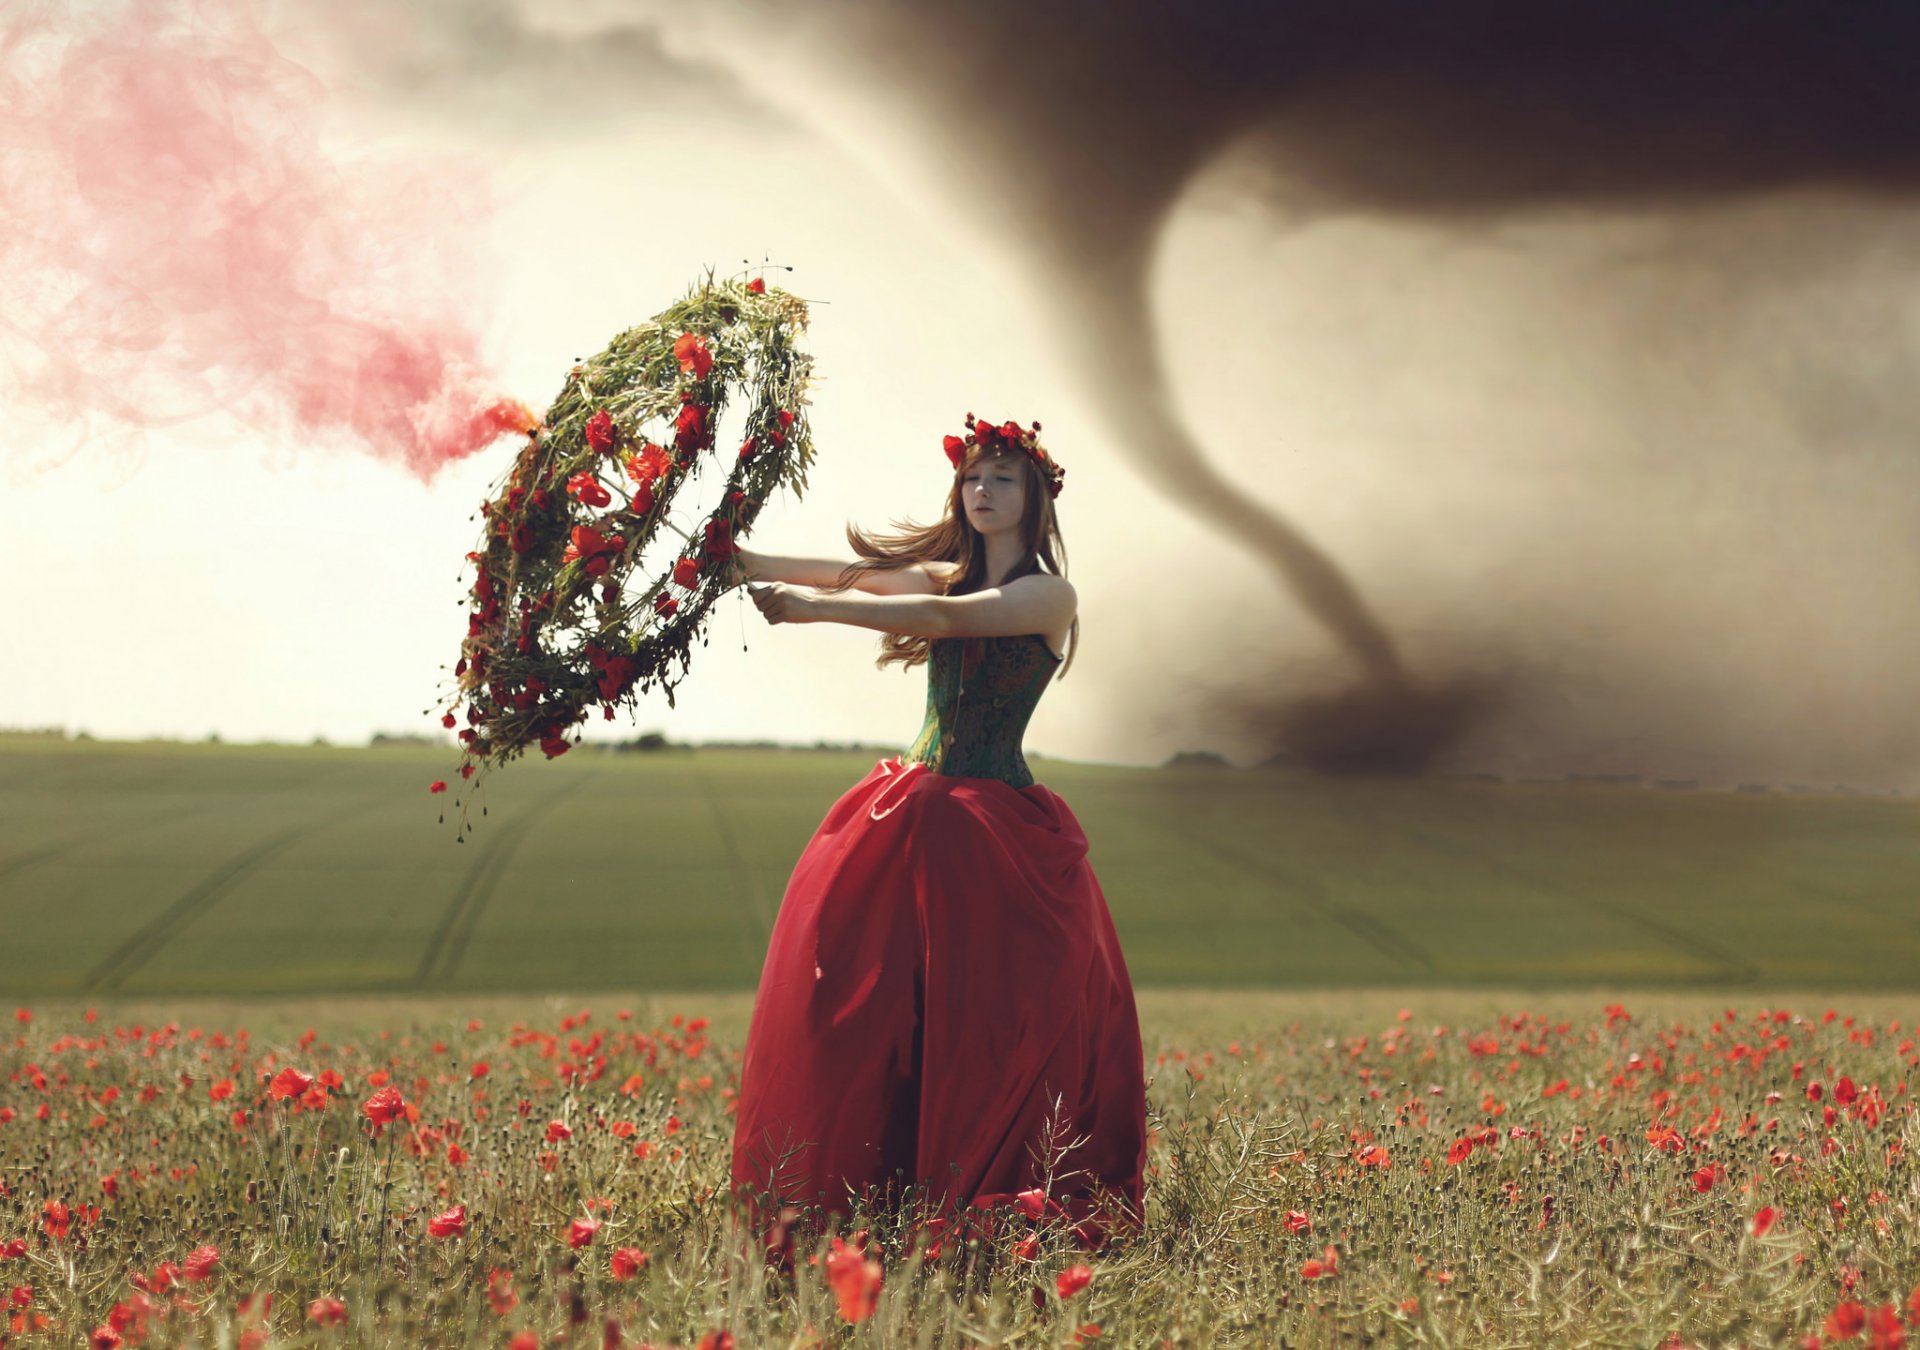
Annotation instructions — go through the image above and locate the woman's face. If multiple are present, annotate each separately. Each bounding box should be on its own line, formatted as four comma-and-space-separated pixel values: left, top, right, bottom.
960, 450, 1026, 538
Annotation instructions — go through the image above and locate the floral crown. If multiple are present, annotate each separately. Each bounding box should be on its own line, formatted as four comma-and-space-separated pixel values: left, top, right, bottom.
941, 413, 1065, 499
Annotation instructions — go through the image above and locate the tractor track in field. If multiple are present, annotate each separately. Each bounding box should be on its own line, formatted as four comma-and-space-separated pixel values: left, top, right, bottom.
1355, 808, 1760, 983
414, 773, 594, 987
691, 767, 776, 966
81, 800, 377, 992
1124, 807, 1436, 974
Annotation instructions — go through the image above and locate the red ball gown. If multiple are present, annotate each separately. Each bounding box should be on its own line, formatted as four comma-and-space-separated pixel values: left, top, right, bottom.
729, 631, 1146, 1252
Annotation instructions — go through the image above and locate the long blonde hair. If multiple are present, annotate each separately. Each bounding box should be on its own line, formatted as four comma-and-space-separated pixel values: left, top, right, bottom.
823, 441, 1076, 677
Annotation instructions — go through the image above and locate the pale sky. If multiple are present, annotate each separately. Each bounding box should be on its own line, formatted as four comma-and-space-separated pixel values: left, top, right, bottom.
3, 0, 1917, 789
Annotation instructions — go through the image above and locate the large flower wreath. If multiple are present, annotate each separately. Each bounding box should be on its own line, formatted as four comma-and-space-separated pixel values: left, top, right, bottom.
433, 272, 814, 836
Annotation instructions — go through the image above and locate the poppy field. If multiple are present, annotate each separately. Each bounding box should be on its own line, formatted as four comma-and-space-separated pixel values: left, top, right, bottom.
3, 738, 1917, 997
0, 988, 1916, 1349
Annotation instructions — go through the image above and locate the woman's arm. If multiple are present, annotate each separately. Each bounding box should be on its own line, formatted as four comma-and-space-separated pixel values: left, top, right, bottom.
735, 546, 946, 596
750, 573, 1074, 639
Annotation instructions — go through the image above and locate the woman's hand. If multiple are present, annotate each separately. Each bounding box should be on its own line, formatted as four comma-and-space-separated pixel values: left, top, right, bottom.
748, 581, 815, 625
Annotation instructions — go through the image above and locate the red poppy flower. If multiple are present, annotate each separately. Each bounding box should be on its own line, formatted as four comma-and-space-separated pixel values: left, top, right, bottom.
746, 278, 766, 295
585, 409, 617, 454
673, 333, 713, 379
540, 731, 571, 759
89, 1324, 120, 1350
703, 518, 736, 562
486, 1269, 517, 1316
567, 473, 612, 509
672, 556, 701, 589
307, 1297, 347, 1327
361, 1086, 405, 1125
567, 1218, 600, 1249
1300, 1245, 1339, 1280
1055, 1265, 1092, 1299
1285, 1210, 1311, 1233
1824, 1301, 1866, 1341
673, 401, 710, 452
1751, 1206, 1778, 1237
428, 780, 448, 795
545, 1120, 572, 1143
825, 1237, 881, 1323
269, 1069, 314, 1101
1865, 1304, 1903, 1349
652, 595, 678, 619
624, 442, 672, 487
183, 1246, 219, 1283
1355, 1144, 1390, 1168
427, 1206, 466, 1239
610, 1248, 648, 1281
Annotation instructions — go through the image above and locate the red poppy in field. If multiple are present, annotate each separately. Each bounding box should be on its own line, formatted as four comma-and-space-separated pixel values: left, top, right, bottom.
89, 1324, 119, 1350
610, 1248, 648, 1281
1834, 1077, 1860, 1105
567, 1218, 600, 1249
1055, 1265, 1093, 1299
427, 1206, 466, 1239
584, 409, 617, 454
307, 1296, 347, 1327
486, 1268, 517, 1316
508, 1333, 539, 1350
747, 277, 766, 294
1286, 1210, 1312, 1233
673, 333, 714, 379
1750, 1206, 1778, 1237
825, 1237, 882, 1323
182, 1246, 219, 1283
361, 1086, 405, 1126
697, 1333, 734, 1350
41, 1203, 68, 1239
1823, 1300, 1867, 1341
1692, 1164, 1724, 1193
269, 1068, 314, 1101
546, 1120, 572, 1143
1355, 1144, 1390, 1168
1300, 1245, 1339, 1280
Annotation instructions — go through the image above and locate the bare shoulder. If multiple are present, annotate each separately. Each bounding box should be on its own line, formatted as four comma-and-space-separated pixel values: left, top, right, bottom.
915, 559, 962, 586
1004, 572, 1075, 603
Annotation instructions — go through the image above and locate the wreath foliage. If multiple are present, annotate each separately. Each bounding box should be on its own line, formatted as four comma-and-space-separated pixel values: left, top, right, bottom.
435, 273, 814, 832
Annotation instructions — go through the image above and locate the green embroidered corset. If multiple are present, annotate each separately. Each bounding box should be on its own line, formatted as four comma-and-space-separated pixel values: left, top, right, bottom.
903, 633, 1063, 788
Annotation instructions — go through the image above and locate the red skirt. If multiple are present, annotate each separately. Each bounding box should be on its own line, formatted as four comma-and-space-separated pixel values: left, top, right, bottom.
729, 756, 1146, 1251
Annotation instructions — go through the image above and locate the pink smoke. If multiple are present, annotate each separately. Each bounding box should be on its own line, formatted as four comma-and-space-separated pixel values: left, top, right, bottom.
0, 0, 535, 479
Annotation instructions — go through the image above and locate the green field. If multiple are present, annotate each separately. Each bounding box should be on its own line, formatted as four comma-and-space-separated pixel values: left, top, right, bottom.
1, 738, 1915, 996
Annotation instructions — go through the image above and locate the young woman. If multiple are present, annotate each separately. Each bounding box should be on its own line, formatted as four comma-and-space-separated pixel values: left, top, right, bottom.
727, 415, 1147, 1258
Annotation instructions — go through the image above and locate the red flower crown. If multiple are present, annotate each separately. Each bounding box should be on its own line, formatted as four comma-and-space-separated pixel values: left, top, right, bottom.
941, 413, 1065, 499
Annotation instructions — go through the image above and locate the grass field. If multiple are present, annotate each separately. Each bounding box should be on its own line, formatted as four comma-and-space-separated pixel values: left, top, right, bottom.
1, 990, 1916, 1348
1, 738, 1917, 997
